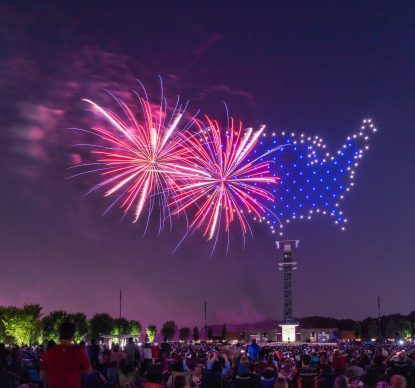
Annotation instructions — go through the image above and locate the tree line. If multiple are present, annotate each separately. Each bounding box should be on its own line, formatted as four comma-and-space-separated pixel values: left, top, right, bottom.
0, 304, 217, 345
1, 304, 413, 345
299, 313, 415, 339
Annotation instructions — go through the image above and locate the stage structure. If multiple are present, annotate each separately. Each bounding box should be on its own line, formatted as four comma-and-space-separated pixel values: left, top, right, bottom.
276, 240, 299, 342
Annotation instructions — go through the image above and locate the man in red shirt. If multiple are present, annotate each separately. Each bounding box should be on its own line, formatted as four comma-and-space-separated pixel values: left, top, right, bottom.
40, 321, 91, 388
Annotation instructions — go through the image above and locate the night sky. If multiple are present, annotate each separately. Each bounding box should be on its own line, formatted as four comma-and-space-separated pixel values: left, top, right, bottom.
1, 1, 414, 329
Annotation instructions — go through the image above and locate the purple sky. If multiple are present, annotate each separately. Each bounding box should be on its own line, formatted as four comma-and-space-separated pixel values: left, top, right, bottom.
0, 2, 414, 329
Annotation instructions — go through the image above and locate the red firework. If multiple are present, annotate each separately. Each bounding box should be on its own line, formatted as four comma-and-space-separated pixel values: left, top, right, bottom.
171, 115, 279, 241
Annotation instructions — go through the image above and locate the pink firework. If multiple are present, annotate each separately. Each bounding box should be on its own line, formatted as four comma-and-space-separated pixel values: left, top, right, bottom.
70, 86, 197, 229
171, 115, 280, 243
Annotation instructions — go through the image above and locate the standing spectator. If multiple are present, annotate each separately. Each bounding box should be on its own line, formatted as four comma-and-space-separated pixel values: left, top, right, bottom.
296, 354, 319, 388
40, 321, 91, 388
346, 360, 365, 388
111, 344, 125, 367
87, 338, 100, 369
363, 355, 386, 386
248, 339, 261, 361
160, 341, 171, 362
319, 353, 335, 388
9, 346, 21, 374
142, 343, 153, 374
125, 337, 137, 367
152, 343, 160, 362
387, 352, 413, 383
101, 345, 111, 367
278, 359, 296, 385
0, 344, 7, 370
333, 350, 348, 376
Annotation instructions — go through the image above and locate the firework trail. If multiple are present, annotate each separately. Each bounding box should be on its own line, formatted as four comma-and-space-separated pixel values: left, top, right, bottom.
171, 114, 281, 251
69, 81, 198, 232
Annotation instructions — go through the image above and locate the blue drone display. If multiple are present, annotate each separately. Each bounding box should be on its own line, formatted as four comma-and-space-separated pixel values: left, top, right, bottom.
252, 119, 377, 235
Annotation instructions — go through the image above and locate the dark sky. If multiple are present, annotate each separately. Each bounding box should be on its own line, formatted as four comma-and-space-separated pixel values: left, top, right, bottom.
0, 1, 414, 328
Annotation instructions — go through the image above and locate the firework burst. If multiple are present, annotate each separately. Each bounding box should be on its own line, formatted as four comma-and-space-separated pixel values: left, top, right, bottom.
171, 115, 280, 248
70, 83, 197, 231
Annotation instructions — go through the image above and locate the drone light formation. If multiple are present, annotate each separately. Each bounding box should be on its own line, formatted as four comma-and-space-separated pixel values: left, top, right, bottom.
171, 116, 279, 244
253, 119, 377, 235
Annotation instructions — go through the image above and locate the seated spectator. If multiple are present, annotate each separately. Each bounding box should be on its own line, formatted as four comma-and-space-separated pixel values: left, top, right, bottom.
390, 375, 407, 388
237, 355, 250, 376
0, 366, 19, 387
146, 362, 164, 385
334, 375, 350, 388
173, 374, 190, 388
82, 366, 107, 387
261, 367, 277, 388
274, 377, 289, 388
106, 360, 119, 387
118, 359, 137, 387
202, 363, 222, 388
192, 364, 203, 387
387, 352, 413, 383
346, 360, 365, 388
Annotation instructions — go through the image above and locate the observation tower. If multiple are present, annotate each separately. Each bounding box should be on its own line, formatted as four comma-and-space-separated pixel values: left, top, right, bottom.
276, 240, 299, 342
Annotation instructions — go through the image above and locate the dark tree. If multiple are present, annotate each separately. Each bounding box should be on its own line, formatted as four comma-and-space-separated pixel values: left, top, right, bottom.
368, 320, 379, 339
161, 321, 176, 341
112, 317, 130, 335
221, 324, 227, 340
193, 326, 200, 341
386, 319, 395, 339
67, 312, 88, 342
408, 311, 415, 324
146, 325, 157, 342
338, 319, 355, 331
300, 316, 338, 329
0, 317, 5, 343
129, 320, 142, 337
1, 304, 42, 345
353, 321, 362, 339
89, 313, 114, 339
42, 310, 68, 342
399, 320, 412, 339
207, 326, 213, 340
179, 327, 190, 341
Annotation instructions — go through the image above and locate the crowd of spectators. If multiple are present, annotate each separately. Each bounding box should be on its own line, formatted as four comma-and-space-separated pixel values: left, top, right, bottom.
0, 322, 414, 388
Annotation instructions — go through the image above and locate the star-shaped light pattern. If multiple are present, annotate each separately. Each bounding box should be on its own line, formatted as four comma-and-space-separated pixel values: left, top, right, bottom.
252, 119, 377, 235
